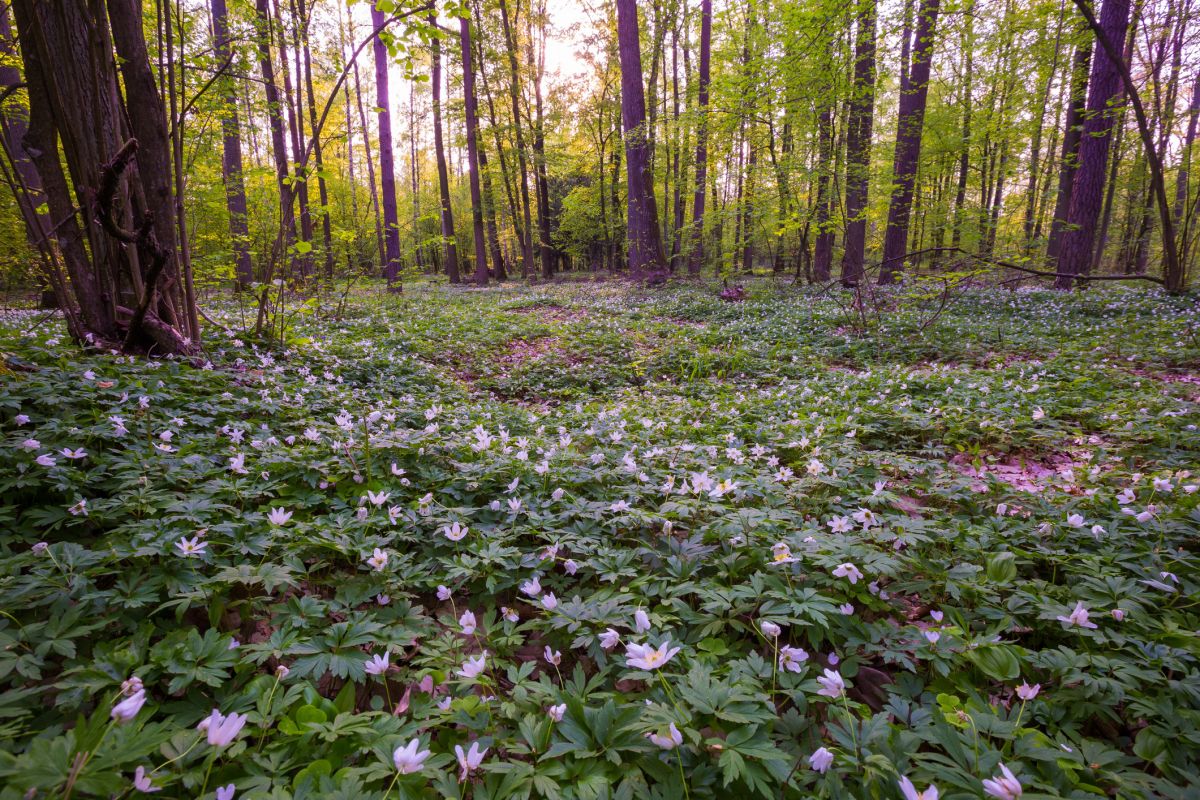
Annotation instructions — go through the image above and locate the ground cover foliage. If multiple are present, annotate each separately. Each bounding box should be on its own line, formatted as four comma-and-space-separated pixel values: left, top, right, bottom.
1, 279, 1199, 799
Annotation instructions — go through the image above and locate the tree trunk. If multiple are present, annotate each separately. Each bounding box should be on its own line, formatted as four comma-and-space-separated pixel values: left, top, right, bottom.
1174, 74, 1199, 274
210, 0, 253, 290
880, 0, 940, 283
1055, 0, 1130, 288
345, 12, 384, 268
812, 46, 835, 282
528, 2, 554, 279
687, 0, 712, 276
430, 22, 460, 283
254, 0, 298, 270
272, 0, 312, 277
461, 16, 490, 285
297, 0, 335, 278
12, 0, 196, 353
498, 0, 533, 276
372, 5, 403, 288
1045, 43, 1092, 262
616, 0, 667, 277
839, 0, 876, 286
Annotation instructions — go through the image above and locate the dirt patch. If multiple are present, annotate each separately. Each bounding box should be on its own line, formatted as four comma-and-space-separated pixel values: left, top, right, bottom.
509, 305, 589, 324
949, 451, 1100, 494
497, 336, 561, 367
662, 317, 709, 329
1127, 368, 1200, 386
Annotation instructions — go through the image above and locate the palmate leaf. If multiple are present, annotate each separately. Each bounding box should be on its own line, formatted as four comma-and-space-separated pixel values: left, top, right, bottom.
213, 562, 298, 593
159, 628, 240, 693
288, 619, 382, 680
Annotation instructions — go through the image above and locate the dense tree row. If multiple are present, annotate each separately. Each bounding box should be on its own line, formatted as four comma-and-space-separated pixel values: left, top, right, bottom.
0, 0, 1197, 352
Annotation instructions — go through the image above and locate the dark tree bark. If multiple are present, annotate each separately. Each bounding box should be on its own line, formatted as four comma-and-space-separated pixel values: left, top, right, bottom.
460, 16, 490, 285
687, 0, 712, 276
108, 0, 197, 338
371, 5, 403, 288
615, 0, 667, 277
210, 0, 254, 290
430, 21, 459, 283
880, 0, 940, 283
839, 0, 876, 286
11, 0, 196, 353
1045, 43, 1092, 262
1055, 0, 1130, 288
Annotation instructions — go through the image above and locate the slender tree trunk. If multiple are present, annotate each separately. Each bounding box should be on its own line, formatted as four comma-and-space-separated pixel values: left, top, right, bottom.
669, 21, 684, 270
1023, 3, 1066, 250
529, 1, 553, 279
1055, 0, 1130, 288
430, 22, 460, 283
273, 0, 312, 277
0, 5, 50, 256
297, 0, 335, 278
254, 0, 297, 267
812, 34, 835, 282
880, 0, 940, 283
350, 12, 385, 267
372, 5, 403, 287
461, 17, 489, 285
1174, 74, 1199, 274
840, 0, 876, 285
616, 0, 667, 277
470, 3, 507, 280
687, 0, 712, 275
210, 0, 253, 289
498, 0, 533, 276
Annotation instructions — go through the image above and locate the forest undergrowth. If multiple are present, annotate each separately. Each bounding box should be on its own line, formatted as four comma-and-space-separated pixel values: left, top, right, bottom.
1, 279, 1198, 799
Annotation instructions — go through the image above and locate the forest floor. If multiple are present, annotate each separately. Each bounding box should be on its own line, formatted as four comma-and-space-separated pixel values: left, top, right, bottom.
1, 278, 1199, 799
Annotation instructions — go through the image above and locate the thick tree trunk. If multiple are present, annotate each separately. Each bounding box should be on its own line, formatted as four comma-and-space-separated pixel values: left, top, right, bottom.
350, 11, 385, 267
108, 0, 196, 339
880, 0, 940, 283
430, 22, 460, 283
1046, 43, 1092, 263
460, 17, 490, 285
210, 0, 253, 290
372, 5, 403, 288
687, 0, 712, 276
1055, 0, 1130, 288
616, 0, 667, 277
839, 0, 876, 286
13, 0, 196, 353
